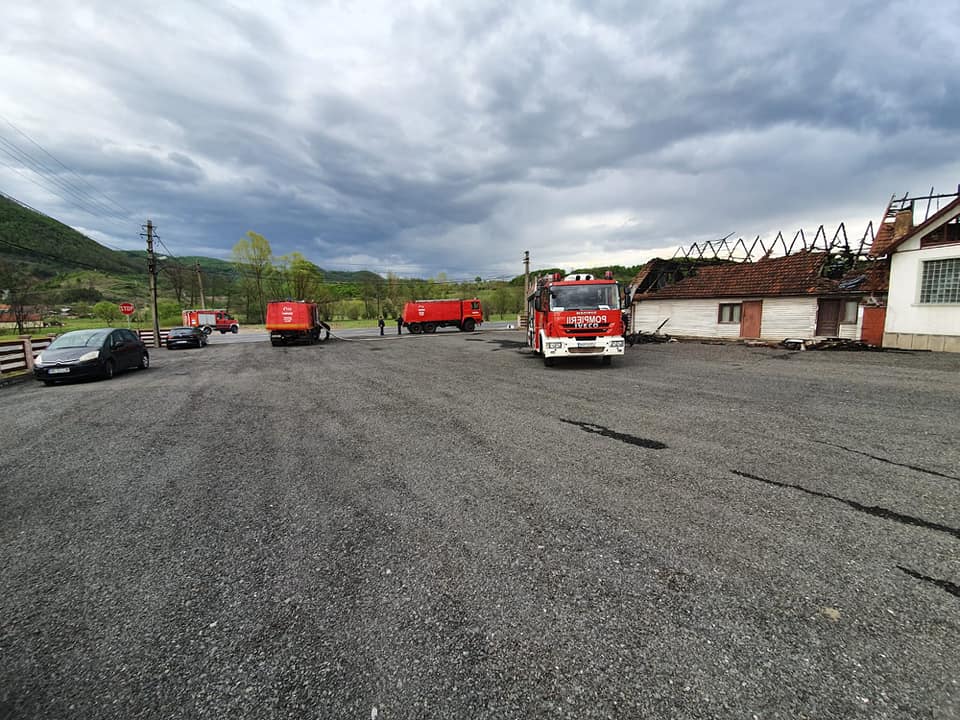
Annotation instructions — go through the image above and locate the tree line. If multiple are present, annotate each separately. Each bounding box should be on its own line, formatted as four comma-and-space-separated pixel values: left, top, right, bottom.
228, 231, 525, 323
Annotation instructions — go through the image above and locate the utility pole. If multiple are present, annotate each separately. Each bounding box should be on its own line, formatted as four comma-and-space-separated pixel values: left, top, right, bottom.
522, 250, 530, 330
195, 261, 206, 309
523, 250, 530, 300
143, 220, 161, 348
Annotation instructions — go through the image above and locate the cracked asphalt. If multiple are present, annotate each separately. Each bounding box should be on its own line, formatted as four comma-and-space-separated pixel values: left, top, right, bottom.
1, 330, 958, 719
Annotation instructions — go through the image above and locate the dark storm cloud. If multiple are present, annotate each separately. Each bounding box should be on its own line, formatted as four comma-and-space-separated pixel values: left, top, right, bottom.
3, 0, 959, 275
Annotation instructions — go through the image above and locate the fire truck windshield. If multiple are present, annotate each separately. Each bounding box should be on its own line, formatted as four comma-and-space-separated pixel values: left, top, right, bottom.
549, 283, 619, 311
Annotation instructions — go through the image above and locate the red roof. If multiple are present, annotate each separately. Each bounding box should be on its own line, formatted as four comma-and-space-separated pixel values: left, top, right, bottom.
637, 252, 887, 300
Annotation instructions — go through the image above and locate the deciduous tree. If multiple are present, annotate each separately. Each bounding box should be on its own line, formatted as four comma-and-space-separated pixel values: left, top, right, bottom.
232, 231, 273, 323
93, 300, 120, 326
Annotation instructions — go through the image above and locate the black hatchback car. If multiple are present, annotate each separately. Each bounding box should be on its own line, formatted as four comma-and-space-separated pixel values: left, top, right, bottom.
166, 326, 208, 349
33, 328, 150, 385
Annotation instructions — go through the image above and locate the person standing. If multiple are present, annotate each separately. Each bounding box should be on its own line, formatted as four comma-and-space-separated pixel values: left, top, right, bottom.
378, 316, 385, 336
396, 315, 403, 335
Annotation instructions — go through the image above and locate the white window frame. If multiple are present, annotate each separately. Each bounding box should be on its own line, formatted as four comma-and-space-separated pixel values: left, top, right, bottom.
919, 257, 960, 304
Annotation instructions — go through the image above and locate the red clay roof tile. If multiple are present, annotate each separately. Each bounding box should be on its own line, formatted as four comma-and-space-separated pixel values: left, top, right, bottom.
637, 252, 887, 299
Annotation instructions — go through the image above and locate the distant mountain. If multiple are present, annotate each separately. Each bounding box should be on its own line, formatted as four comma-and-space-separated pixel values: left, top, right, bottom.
0, 193, 143, 276
0, 194, 383, 285
121, 250, 238, 278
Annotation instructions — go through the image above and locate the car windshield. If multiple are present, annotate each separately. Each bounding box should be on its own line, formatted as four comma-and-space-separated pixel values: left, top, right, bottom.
169, 327, 194, 336
47, 329, 110, 349
550, 283, 619, 311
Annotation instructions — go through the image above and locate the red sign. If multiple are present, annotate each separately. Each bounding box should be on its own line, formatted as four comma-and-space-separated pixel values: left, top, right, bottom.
119, 302, 136, 315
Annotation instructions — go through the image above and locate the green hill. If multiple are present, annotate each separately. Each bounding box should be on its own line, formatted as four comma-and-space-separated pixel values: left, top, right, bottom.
0, 193, 143, 276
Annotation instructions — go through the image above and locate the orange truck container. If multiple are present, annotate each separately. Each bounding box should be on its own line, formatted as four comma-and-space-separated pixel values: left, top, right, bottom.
401, 298, 483, 334
266, 300, 331, 346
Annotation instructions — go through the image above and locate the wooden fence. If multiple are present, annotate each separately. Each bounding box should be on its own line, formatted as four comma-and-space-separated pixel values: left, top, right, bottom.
0, 335, 56, 375
0, 330, 172, 377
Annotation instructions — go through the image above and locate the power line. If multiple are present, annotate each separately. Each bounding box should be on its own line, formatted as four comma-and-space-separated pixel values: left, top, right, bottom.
0, 135, 130, 224
0, 233, 125, 274
0, 114, 134, 219
0, 186, 131, 254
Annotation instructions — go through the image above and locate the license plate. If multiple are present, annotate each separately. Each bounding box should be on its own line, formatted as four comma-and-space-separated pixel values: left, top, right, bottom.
48, 367, 70, 374
577, 342, 596, 347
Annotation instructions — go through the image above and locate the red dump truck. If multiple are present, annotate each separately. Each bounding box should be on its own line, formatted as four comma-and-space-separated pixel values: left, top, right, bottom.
401, 298, 483, 334
266, 300, 331, 346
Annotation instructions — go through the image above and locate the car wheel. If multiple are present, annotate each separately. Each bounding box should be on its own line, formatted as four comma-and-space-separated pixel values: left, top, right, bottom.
43, 380, 54, 386
139, 352, 150, 369
103, 359, 115, 380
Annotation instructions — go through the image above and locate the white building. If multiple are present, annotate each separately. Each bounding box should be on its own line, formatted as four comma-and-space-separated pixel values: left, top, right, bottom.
870, 192, 960, 353
628, 253, 888, 345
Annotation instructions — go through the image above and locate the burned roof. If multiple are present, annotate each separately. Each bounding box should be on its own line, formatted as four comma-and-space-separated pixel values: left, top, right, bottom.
870, 195, 960, 257
635, 252, 888, 300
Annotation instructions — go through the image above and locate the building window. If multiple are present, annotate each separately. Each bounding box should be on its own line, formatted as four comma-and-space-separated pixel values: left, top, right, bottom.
718, 303, 741, 324
840, 300, 859, 324
920, 258, 960, 304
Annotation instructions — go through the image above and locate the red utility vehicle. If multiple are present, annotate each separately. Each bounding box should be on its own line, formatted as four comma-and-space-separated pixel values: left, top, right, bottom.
401, 298, 483, 334
266, 300, 330, 346
181, 309, 239, 335
526, 272, 625, 366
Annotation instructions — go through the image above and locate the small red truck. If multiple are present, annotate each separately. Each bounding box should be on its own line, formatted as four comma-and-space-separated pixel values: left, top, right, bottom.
181, 309, 239, 335
266, 300, 331, 346
401, 298, 483, 334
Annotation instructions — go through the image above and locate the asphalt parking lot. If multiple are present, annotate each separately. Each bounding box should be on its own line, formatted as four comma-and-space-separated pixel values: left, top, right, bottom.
2, 330, 958, 719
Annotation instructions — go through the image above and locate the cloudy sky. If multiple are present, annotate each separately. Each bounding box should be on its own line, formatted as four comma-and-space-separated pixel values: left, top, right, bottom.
2, 0, 959, 279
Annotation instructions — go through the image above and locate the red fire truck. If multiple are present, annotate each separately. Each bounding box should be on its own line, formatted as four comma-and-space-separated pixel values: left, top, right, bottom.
526, 271, 625, 366
401, 298, 483, 334
181, 309, 239, 335
266, 300, 330, 345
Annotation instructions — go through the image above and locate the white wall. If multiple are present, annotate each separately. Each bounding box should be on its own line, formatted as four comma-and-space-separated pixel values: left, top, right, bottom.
632, 296, 861, 340
632, 298, 737, 338
886, 240, 960, 336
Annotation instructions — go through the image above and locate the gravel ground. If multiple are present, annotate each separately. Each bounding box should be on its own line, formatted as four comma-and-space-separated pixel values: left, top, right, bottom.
1, 330, 958, 719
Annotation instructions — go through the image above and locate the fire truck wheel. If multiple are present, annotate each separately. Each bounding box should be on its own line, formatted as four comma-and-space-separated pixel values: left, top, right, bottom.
543, 356, 555, 367
462, 318, 476, 332
231, 325, 238, 334
424, 323, 437, 333
408, 323, 421, 334
601, 356, 612, 366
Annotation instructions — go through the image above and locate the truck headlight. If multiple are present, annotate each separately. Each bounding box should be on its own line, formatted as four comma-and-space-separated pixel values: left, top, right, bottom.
611, 340, 625, 348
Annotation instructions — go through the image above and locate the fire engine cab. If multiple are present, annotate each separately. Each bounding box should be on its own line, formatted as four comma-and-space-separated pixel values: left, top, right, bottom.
527, 271, 626, 366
